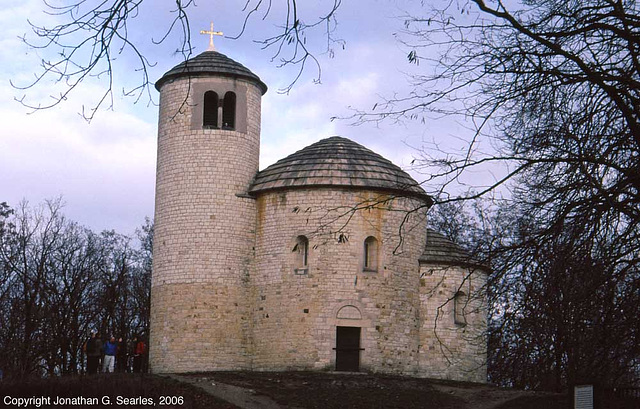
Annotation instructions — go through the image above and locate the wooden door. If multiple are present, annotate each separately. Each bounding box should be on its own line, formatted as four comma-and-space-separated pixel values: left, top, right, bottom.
335, 326, 361, 371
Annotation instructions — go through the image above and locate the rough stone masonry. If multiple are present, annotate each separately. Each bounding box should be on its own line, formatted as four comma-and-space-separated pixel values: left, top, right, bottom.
150, 50, 488, 382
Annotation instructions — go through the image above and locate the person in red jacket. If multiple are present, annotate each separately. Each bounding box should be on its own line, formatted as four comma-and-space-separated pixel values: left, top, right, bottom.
132, 336, 147, 373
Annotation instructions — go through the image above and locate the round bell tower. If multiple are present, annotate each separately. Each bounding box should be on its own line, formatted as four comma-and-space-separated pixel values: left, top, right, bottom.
150, 48, 267, 373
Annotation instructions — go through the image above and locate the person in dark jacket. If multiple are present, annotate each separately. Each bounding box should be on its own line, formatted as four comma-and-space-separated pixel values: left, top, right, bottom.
116, 337, 127, 372
84, 331, 103, 375
128, 336, 138, 373
102, 336, 118, 373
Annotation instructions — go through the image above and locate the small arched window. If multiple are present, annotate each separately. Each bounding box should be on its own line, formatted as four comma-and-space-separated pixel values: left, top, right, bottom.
293, 235, 309, 274
363, 236, 379, 272
222, 91, 236, 129
203, 91, 219, 128
454, 291, 467, 325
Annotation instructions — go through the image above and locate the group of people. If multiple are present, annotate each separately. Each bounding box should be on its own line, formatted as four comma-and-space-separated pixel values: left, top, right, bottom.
84, 331, 147, 374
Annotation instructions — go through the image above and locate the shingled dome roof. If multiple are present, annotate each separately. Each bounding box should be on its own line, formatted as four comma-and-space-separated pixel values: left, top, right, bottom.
420, 229, 489, 272
155, 51, 267, 94
249, 136, 431, 201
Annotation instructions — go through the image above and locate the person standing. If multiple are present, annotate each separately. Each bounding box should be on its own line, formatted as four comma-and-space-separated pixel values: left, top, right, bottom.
133, 336, 147, 373
84, 331, 103, 375
128, 336, 137, 373
116, 337, 127, 372
102, 336, 118, 373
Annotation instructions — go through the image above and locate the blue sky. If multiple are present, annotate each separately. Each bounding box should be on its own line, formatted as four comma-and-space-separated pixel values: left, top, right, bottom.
1, 0, 489, 234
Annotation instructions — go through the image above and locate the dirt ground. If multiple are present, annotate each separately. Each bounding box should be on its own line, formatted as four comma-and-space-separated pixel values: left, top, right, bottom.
0, 373, 238, 409
3, 371, 635, 409
181, 371, 568, 409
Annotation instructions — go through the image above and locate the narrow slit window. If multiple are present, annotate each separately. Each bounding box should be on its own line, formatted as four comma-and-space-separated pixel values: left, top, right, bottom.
222, 91, 236, 129
363, 236, 378, 272
203, 91, 219, 128
293, 235, 309, 274
454, 291, 467, 325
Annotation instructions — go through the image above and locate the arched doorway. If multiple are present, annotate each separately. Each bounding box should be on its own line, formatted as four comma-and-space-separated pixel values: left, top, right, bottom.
334, 305, 364, 371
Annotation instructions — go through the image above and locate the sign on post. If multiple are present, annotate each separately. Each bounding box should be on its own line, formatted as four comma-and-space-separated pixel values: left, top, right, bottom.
574, 385, 594, 409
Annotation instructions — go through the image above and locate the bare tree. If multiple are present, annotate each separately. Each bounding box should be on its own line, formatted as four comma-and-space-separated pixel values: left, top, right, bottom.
0, 200, 67, 376
131, 218, 153, 334
12, 0, 197, 121
41, 224, 101, 375
486, 206, 640, 391
13, 0, 344, 120
235, 0, 343, 93
0, 200, 152, 377
427, 192, 640, 391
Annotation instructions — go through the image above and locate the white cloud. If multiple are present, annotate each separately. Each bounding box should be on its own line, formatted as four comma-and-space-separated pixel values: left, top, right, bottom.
0, 92, 156, 234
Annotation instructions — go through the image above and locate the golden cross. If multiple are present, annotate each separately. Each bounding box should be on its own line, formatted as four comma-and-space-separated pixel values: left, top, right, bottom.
200, 22, 223, 51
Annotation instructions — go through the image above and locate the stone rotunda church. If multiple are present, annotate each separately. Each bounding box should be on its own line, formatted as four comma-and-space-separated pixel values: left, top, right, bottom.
149, 46, 488, 382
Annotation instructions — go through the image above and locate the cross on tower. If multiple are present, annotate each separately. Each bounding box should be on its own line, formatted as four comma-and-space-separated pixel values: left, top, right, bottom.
200, 22, 223, 51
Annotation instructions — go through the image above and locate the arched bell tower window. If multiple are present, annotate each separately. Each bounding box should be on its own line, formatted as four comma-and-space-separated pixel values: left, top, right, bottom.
293, 235, 309, 274
222, 91, 236, 129
203, 91, 219, 128
454, 291, 467, 326
363, 236, 379, 272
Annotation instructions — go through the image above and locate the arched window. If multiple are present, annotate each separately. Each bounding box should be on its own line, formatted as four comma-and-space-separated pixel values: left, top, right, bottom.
222, 91, 236, 129
363, 236, 378, 272
454, 291, 467, 325
293, 235, 309, 274
203, 91, 219, 128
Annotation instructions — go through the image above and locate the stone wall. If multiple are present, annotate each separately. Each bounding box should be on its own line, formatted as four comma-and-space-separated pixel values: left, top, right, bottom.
252, 188, 429, 374
149, 69, 487, 380
417, 263, 488, 382
150, 75, 262, 373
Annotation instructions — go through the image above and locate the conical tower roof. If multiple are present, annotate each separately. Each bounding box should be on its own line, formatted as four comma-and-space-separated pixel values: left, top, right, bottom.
155, 51, 267, 94
420, 229, 489, 272
249, 136, 431, 202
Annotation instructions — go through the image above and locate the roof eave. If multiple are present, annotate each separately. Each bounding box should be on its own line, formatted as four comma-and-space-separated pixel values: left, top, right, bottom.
248, 184, 433, 205
418, 258, 491, 274
155, 71, 268, 94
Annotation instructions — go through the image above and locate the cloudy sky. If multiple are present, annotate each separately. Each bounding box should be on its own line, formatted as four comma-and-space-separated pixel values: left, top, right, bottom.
1, 0, 482, 235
